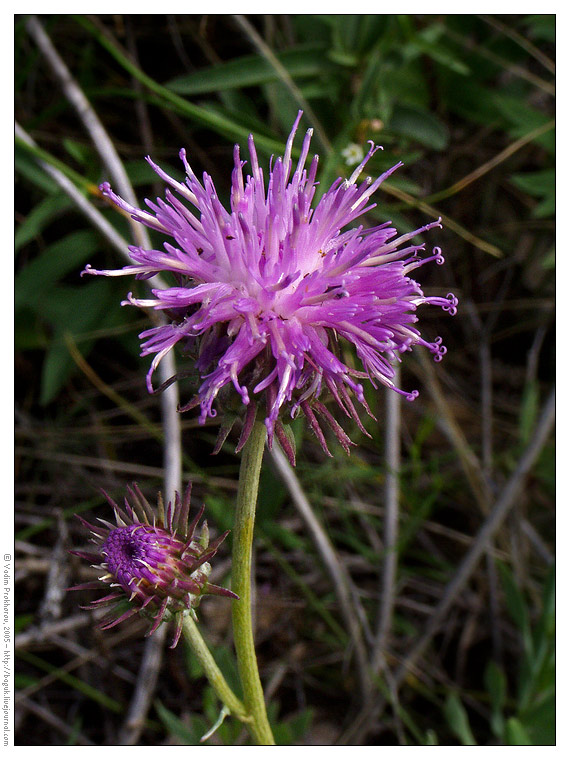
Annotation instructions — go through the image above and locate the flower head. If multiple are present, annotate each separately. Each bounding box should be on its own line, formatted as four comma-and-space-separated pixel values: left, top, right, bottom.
84, 112, 457, 459
70, 482, 237, 648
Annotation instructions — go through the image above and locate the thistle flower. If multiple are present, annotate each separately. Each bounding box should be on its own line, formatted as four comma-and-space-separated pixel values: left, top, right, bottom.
70, 482, 237, 648
84, 112, 457, 459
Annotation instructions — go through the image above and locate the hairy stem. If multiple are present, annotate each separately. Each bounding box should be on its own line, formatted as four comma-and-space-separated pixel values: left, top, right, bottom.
231, 421, 275, 745
182, 616, 249, 723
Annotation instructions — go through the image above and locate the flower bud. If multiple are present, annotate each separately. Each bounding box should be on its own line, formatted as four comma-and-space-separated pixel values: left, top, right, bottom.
70, 482, 237, 648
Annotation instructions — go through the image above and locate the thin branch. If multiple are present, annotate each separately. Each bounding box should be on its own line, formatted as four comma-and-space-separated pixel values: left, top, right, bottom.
269, 445, 373, 701
425, 120, 555, 205
372, 366, 401, 671
16, 696, 95, 746
18, 27, 183, 495
15, 446, 235, 491
118, 625, 168, 745
159, 348, 183, 504
119, 359, 182, 742
15, 613, 90, 650
444, 24, 555, 95
38, 510, 69, 622
480, 338, 494, 481
381, 181, 503, 258
520, 519, 554, 566
479, 15, 555, 76
416, 348, 492, 514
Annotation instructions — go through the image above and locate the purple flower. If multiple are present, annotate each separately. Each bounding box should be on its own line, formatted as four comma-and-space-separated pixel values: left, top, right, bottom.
84, 112, 457, 458
70, 482, 237, 648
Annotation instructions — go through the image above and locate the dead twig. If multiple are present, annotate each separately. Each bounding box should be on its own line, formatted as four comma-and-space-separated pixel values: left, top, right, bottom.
15, 613, 91, 650
479, 14, 555, 75
416, 348, 492, 513
372, 366, 401, 672
16, 696, 95, 746
118, 625, 169, 745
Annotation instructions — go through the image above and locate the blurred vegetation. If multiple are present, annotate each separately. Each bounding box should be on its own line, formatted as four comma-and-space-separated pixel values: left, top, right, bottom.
15, 14, 554, 745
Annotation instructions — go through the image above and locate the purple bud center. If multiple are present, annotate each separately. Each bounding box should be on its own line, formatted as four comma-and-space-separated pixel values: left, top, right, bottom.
102, 525, 179, 592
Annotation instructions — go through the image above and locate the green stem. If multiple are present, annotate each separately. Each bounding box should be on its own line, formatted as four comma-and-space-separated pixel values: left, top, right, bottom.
231, 421, 275, 745
181, 615, 250, 724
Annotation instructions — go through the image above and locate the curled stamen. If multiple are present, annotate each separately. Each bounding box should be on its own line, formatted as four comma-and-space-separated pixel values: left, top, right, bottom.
433, 246, 445, 265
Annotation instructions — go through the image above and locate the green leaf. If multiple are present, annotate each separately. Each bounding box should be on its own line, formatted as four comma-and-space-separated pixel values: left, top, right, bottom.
17, 649, 123, 713
493, 95, 554, 153
523, 15, 555, 43
63, 138, 92, 165
484, 660, 507, 739
328, 49, 359, 67
262, 80, 305, 145
155, 700, 205, 745
74, 15, 291, 158
284, 707, 313, 742
39, 279, 118, 404
15, 229, 103, 311
405, 23, 470, 75
389, 104, 449, 150
257, 467, 288, 519
15, 673, 40, 689
167, 45, 327, 95
15, 613, 34, 635
184, 641, 242, 702
15, 193, 73, 253
519, 380, 540, 446
383, 61, 431, 111
505, 717, 532, 745
444, 693, 477, 745
16, 149, 58, 194
124, 158, 179, 187
438, 77, 503, 126
518, 566, 555, 715
511, 169, 555, 218
533, 194, 555, 218
518, 693, 555, 745
65, 717, 83, 746
424, 729, 439, 745
533, 566, 555, 656
497, 562, 533, 661
510, 169, 554, 197
541, 247, 555, 269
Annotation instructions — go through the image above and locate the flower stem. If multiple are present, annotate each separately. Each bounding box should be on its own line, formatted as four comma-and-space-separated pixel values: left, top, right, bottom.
182, 615, 250, 723
231, 420, 275, 745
